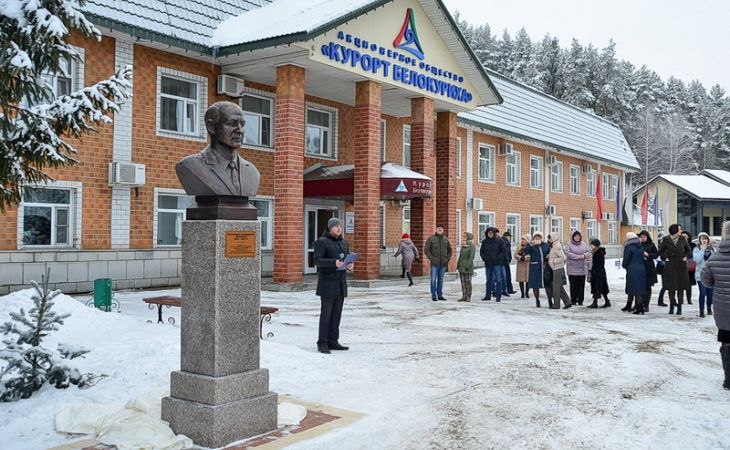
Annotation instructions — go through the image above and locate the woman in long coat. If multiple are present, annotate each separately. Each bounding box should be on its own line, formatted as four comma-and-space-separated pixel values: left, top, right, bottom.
622, 232, 648, 314
566, 230, 592, 305
457, 232, 476, 302
682, 230, 697, 305
394, 233, 419, 286
587, 239, 610, 308
639, 230, 659, 311
658, 223, 692, 315
521, 231, 551, 308
514, 234, 531, 299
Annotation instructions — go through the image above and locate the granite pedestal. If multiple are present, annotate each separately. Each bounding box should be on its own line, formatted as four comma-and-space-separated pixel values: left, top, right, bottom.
161, 220, 277, 448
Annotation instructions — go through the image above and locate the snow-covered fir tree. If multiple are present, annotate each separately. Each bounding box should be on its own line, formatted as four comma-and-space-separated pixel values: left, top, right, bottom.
0, 0, 132, 211
0, 268, 94, 401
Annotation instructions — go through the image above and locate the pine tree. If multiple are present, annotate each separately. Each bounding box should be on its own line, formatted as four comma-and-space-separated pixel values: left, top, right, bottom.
0, 267, 95, 401
494, 29, 514, 76
0, 0, 132, 211
532, 35, 564, 96
561, 40, 594, 109
510, 28, 533, 81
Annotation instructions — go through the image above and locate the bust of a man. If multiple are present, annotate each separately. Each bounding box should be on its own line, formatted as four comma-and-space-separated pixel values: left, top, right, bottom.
175, 101, 260, 198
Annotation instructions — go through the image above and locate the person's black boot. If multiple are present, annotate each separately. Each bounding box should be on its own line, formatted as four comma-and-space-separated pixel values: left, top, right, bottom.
621, 298, 633, 312
400, 268, 405, 278
700, 310, 705, 318
406, 272, 413, 286
721, 345, 730, 390
677, 303, 682, 315
669, 298, 675, 314
329, 341, 349, 351
318, 343, 331, 354
587, 299, 598, 309
535, 298, 541, 308
633, 303, 645, 315
601, 299, 611, 308
708, 305, 713, 315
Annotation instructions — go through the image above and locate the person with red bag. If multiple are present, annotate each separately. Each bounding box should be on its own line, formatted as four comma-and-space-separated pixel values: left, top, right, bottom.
682, 230, 697, 305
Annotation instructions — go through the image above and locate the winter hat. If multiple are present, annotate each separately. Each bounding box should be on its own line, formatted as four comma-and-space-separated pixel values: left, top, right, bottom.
521, 234, 531, 243
697, 232, 711, 243
502, 231, 511, 238
626, 232, 638, 240
590, 238, 601, 247
402, 233, 409, 239
327, 217, 342, 230
571, 230, 582, 241
465, 232, 473, 241
723, 221, 730, 241
668, 224, 680, 235
533, 231, 543, 239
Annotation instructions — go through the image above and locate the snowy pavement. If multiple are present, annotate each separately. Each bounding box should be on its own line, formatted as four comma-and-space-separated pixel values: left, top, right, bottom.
0, 261, 728, 450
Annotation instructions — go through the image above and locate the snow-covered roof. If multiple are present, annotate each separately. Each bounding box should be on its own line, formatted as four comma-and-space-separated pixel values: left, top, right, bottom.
701, 169, 730, 186
458, 70, 640, 171
381, 163, 431, 180
303, 162, 432, 181
660, 174, 730, 200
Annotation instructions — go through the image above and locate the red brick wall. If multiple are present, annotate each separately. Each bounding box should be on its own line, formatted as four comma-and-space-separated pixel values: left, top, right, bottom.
409, 97, 436, 277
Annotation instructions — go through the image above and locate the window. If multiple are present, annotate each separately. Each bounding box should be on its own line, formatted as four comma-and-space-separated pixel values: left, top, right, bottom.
570, 218, 581, 235
587, 170, 596, 198
402, 124, 411, 168
478, 144, 495, 182
456, 209, 462, 246
380, 119, 387, 162
551, 161, 563, 192
529, 215, 543, 238
613, 175, 620, 200
250, 198, 273, 250
456, 137, 462, 178
242, 94, 272, 147
22, 188, 73, 247
550, 217, 563, 242
570, 165, 580, 195
608, 221, 616, 244
41, 57, 73, 102
478, 212, 495, 242
602, 173, 612, 199
586, 219, 597, 239
506, 214, 520, 239
530, 156, 543, 189
402, 207, 410, 235
157, 194, 196, 246
306, 108, 333, 157
159, 75, 199, 135
506, 151, 521, 186
379, 202, 386, 248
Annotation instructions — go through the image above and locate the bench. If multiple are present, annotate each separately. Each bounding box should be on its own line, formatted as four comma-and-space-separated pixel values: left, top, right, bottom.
143, 296, 278, 339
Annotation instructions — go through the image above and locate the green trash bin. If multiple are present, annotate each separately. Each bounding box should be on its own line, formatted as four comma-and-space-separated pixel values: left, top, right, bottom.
93, 278, 113, 312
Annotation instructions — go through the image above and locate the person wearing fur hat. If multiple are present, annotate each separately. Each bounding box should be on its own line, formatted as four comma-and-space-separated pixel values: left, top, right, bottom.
457, 232, 476, 302
587, 239, 610, 308
700, 220, 730, 390
622, 231, 648, 314
515, 234, 532, 299
394, 233, 419, 287
694, 232, 717, 317
566, 230, 592, 306
521, 231, 552, 307
313, 217, 353, 354
658, 223, 692, 315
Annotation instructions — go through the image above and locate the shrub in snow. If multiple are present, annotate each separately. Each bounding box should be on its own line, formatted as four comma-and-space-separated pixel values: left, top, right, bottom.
0, 268, 96, 401
0, 0, 132, 210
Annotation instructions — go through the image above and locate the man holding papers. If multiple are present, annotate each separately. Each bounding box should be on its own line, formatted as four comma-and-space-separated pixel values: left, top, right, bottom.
313, 217, 354, 354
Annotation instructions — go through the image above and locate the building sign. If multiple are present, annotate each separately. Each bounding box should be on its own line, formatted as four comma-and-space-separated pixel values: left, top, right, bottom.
304, 0, 482, 109
382, 178, 432, 199
345, 211, 355, 233
225, 231, 256, 257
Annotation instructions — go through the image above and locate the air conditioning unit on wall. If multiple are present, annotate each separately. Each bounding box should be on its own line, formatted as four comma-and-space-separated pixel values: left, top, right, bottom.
217, 74, 246, 97
109, 162, 145, 186
498, 143, 514, 156
470, 198, 484, 211
545, 204, 556, 215
546, 155, 557, 166
582, 210, 594, 219
602, 212, 615, 220
582, 163, 592, 174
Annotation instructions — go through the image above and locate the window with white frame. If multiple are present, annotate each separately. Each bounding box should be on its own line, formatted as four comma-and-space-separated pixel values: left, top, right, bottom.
456, 137, 462, 178
402, 206, 410, 235
380, 119, 387, 161
157, 194, 196, 246
159, 75, 199, 136
306, 107, 333, 157
551, 161, 563, 192
41, 57, 73, 102
550, 217, 563, 242
608, 221, 617, 244
478, 144, 495, 182
379, 202, 386, 248
402, 124, 411, 168
22, 187, 73, 247
613, 175, 620, 199
506, 214, 520, 239
249, 198, 273, 249
570, 218, 581, 235
456, 209, 462, 246
529, 215, 543, 238
587, 170, 596, 197
586, 219, 597, 239
602, 173, 612, 199
506, 151, 521, 186
570, 165, 580, 195
478, 212, 495, 242
242, 94, 272, 148
530, 156, 543, 189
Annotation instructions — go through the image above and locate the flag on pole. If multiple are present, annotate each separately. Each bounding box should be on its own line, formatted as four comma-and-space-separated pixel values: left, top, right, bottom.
596, 172, 603, 223
616, 182, 623, 224
664, 191, 671, 229
640, 186, 649, 225
653, 188, 659, 226
626, 179, 634, 226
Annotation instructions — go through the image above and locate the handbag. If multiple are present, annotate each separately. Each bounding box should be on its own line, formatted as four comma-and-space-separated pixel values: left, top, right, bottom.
687, 259, 697, 272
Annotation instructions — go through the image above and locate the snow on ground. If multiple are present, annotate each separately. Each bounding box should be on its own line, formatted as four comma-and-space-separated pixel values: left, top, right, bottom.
0, 260, 728, 450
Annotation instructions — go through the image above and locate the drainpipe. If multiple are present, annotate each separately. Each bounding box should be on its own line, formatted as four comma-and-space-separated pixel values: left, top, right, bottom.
544, 149, 550, 237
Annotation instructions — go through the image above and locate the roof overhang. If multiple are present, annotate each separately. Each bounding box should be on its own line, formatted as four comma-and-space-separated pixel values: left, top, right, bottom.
304, 162, 432, 199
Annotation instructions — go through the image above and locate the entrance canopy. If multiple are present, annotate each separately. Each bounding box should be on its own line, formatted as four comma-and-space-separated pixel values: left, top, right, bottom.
304, 162, 432, 200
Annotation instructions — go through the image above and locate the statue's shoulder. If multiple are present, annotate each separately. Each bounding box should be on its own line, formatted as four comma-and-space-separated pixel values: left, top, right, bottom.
177, 147, 211, 170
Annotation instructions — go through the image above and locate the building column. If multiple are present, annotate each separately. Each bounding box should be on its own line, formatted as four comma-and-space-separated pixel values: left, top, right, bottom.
409, 97, 436, 277
111, 38, 134, 249
353, 81, 382, 280
436, 111, 458, 272
273, 65, 305, 284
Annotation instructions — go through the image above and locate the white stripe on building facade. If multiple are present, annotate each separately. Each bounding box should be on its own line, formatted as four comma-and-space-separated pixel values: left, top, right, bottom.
111, 39, 134, 249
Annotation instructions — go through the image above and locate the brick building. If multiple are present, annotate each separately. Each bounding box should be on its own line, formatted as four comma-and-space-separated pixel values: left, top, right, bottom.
0, 0, 640, 294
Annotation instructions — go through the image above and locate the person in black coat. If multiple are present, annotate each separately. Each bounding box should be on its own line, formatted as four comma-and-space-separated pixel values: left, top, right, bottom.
501, 231, 516, 296
682, 230, 697, 305
313, 217, 353, 354
587, 239, 610, 308
658, 224, 692, 315
480, 227, 507, 301
622, 232, 648, 314
639, 230, 659, 312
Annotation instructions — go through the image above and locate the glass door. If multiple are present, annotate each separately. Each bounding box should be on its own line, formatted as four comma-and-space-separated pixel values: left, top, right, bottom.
304, 205, 338, 274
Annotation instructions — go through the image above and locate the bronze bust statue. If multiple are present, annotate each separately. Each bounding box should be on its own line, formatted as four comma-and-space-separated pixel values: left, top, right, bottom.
175, 101, 260, 220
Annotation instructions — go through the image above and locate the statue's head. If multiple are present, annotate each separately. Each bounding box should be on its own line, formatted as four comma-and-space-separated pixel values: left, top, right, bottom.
205, 101, 245, 149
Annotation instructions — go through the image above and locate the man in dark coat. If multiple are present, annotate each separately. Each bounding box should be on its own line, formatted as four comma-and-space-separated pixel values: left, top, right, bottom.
587, 239, 610, 308
313, 217, 353, 354
521, 231, 551, 307
639, 230, 659, 312
424, 224, 452, 301
622, 232, 648, 314
480, 227, 506, 302
700, 220, 730, 390
658, 223, 692, 315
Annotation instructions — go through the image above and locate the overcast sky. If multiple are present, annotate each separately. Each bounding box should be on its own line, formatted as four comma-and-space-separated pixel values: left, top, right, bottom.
443, 0, 730, 93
